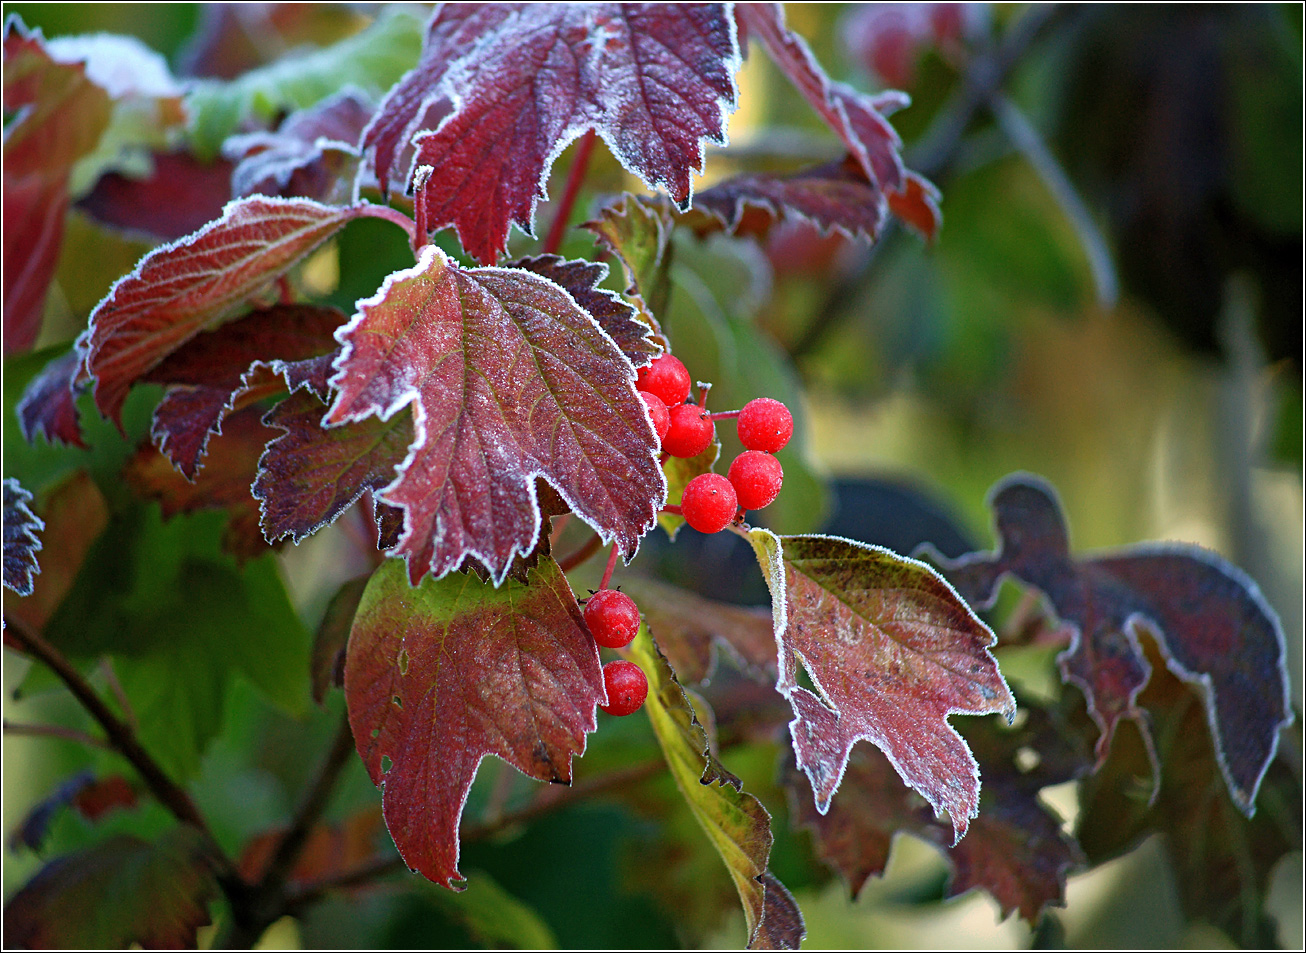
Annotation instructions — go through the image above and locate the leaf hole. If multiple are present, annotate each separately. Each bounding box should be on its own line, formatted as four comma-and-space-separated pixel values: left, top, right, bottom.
1015, 746, 1040, 773
371, 728, 380, 739
381, 755, 393, 773
397, 648, 409, 675
392, 694, 404, 709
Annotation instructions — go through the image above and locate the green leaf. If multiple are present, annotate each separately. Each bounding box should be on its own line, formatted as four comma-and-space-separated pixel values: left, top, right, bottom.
2, 827, 219, 948
185, 7, 425, 158
584, 193, 675, 324
422, 869, 559, 950
624, 626, 802, 949
40, 503, 310, 778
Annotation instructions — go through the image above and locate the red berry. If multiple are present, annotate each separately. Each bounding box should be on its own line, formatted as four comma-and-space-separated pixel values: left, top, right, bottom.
584, 589, 641, 649
639, 391, 670, 444
727, 451, 784, 510
680, 472, 738, 533
736, 398, 793, 453
599, 660, 648, 716
636, 355, 692, 408
662, 403, 715, 458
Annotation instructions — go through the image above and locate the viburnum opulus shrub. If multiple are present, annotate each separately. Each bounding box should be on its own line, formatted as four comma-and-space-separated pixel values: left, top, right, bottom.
2, 4, 1298, 949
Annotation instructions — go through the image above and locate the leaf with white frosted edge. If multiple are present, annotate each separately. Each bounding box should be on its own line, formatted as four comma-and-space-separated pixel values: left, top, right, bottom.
3, 478, 45, 596
366, 4, 741, 263
748, 528, 1014, 842
81, 196, 406, 426
926, 472, 1294, 816
326, 244, 665, 586
344, 556, 603, 888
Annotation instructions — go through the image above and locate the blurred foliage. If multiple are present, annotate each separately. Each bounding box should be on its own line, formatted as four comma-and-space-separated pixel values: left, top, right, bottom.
4, 3, 1301, 951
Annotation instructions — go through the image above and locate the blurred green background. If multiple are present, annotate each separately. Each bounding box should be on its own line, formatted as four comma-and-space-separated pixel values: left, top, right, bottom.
3, 3, 1301, 949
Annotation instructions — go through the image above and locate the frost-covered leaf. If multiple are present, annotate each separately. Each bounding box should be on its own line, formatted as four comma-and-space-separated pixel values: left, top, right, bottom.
255, 388, 413, 546
226, 87, 373, 202
77, 151, 235, 243
619, 574, 775, 685
124, 406, 277, 562
886, 169, 942, 242
510, 254, 658, 369
738, 4, 905, 196
3, 17, 111, 354
83, 196, 393, 425
625, 627, 802, 949
692, 158, 885, 242
185, 6, 425, 157
344, 556, 603, 887
928, 473, 1293, 815
1077, 651, 1301, 945
3, 470, 107, 632
842, 3, 981, 89
3, 478, 44, 596
327, 244, 664, 585
787, 697, 1089, 925
749, 530, 1014, 841
367, 4, 740, 263
15, 349, 88, 449
143, 303, 344, 478
1, 828, 219, 949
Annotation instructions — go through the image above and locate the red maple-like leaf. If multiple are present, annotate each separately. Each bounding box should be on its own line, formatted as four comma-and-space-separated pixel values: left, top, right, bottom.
929, 474, 1293, 815
81, 196, 407, 426
750, 531, 1014, 842
143, 303, 344, 478
326, 245, 665, 585
363, 4, 740, 263
255, 388, 413, 546
345, 556, 603, 887
738, 4, 905, 197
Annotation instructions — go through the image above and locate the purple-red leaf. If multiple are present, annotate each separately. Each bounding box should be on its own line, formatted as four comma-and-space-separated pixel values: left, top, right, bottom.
929, 474, 1293, 815
9, 772, 137, 852
81, 196, 400, 426
692, 158, 885, 242
254, 389, 413, 545
3, 478, 45, 597
1077, 651, 1301, 946
143, 303, 344, 478
326, 244, 665, 585
510, 254, 658, 369
843, 3, 979, 89
226, 88, 373, 202
77, 151, 235, 243
738, 4, 904, 196
749, 530, 1014, 842
365, 4, 740, 263
16, 349, 88, 449
344, 555, 603, 888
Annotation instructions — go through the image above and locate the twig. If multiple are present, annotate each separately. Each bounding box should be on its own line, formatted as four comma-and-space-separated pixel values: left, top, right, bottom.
557, 532, 603, 573
599, 543, 620, 590
989, 91, 1118, 309
285, 756, 669, 909
3, 719, 113, 751
542, 130, 598, 256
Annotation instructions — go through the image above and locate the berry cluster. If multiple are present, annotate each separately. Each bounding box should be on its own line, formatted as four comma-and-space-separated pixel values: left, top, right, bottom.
583, 588, 649, 716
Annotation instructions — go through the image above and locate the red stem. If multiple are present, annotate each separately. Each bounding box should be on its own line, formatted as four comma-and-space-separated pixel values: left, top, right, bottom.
542, 130, 598, 256
661, 504, 683, 516
708, 409, 740, 421
557, 532, 603, 572
599, 542, 620, 590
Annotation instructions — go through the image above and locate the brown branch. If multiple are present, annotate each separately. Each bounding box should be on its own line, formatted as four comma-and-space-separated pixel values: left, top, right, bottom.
542, 130, 598, 256
557, 531, 603, 573
5, 618, 217, 840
